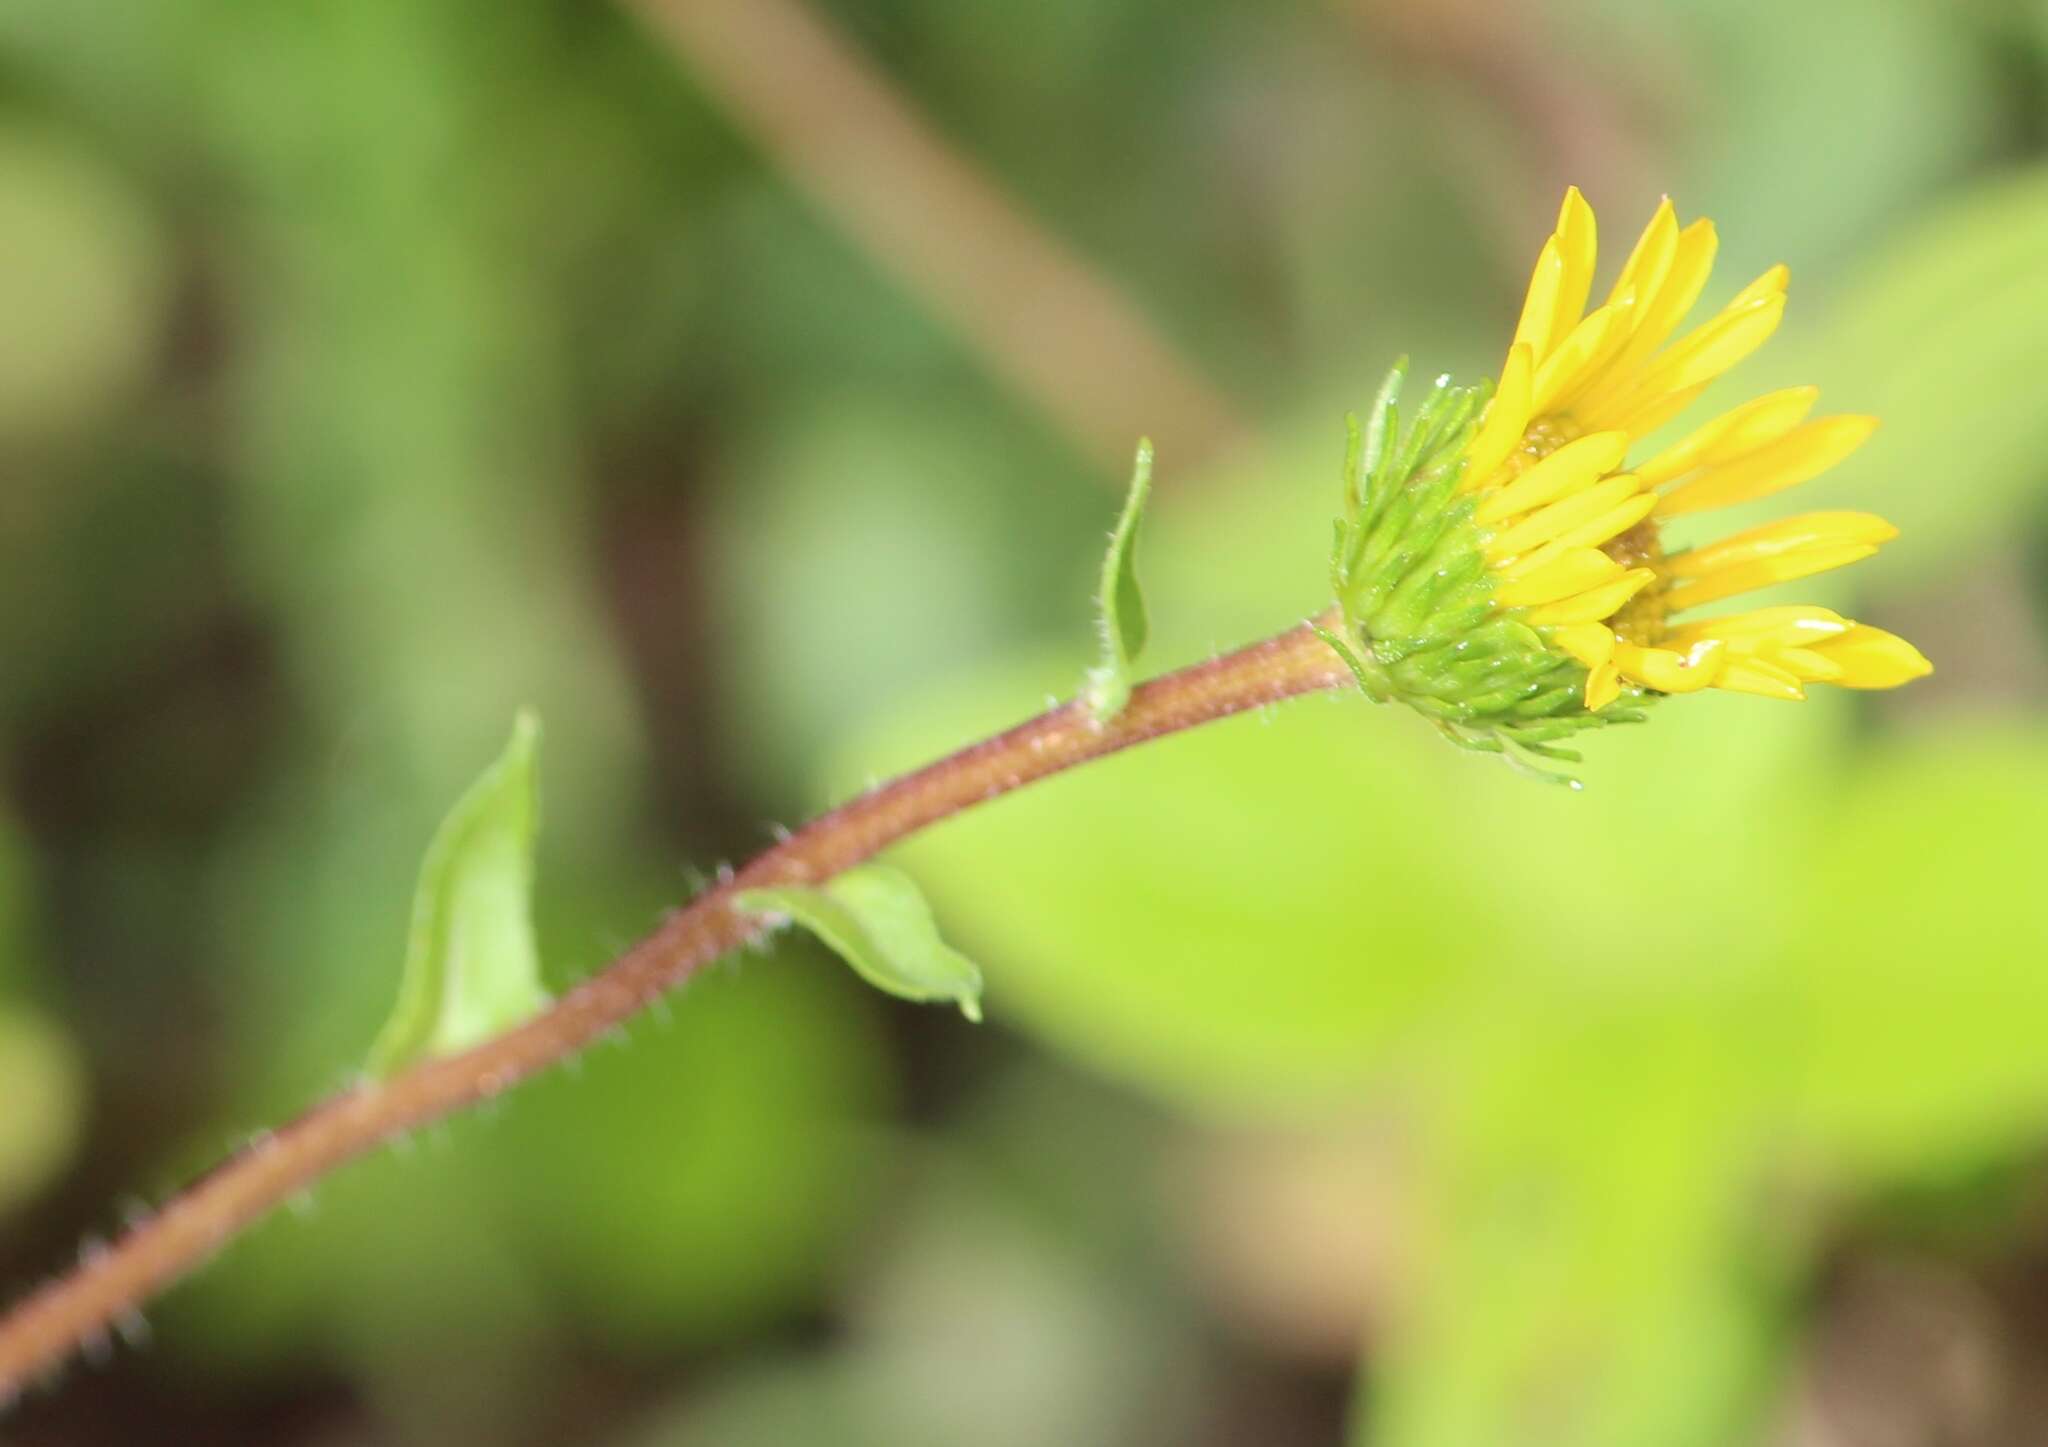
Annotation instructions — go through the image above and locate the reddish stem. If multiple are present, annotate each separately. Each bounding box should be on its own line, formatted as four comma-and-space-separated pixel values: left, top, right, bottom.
0, 617, 1350, 1396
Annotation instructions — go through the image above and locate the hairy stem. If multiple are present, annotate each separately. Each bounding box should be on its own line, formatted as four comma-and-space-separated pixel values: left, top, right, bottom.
0, 617, 1351, 1396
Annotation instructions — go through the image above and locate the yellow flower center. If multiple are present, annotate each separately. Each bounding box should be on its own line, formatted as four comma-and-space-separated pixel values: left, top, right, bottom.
1516, 415, 1581, 462
1597, 518, 1668, 645
1510, 411, 1672, 648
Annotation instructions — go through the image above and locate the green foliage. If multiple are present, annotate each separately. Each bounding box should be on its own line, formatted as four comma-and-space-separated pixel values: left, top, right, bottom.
1669, 0, 1996, 269
838, 662, 1485, 1108
175, 931, 892, 1404
3, 0, 2045, 1440
707, 395, 1101, 808
617, 1065, 1197, 1447
1084, 439, 1154, 720
1787, 729, 2048, 1183
484, 951, 895, 1348
1780, 166, 2048, 576
0, 817, 84, 1216
738, 863, 984, 1022
1373, 1006, 1788, 1447
840, 366, 2046, 1440
0, 129, 167, 443
368, 712, 550, 1076
0, 1009, 83, 1216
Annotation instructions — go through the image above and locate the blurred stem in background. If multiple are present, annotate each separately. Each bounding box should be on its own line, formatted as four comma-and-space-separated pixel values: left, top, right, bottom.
624, 0, 1248, 473
1343, 0, 1657, 237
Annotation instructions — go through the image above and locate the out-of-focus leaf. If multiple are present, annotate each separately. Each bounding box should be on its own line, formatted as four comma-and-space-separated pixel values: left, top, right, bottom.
0, 817, 25, 994
0, 816, 82, 1213
738, 863, 983, 1022
205, 0, 644, 806
707, 393, 1099, 808
175, 909, 893, 1388
368, 712, 549, 1075
0, 1009, 85, 1215
620, 1062, 1200, 1447
1636, 0, 1994, 272
1788, 727, 2048, 1182
1373, 1005, 1785, 1447
1775, 167, 2048, 577
0, 127, 168, 442
491, 947, 894, 1346
164, 1121, 557, 1435
1085, 439, 1153, 719
843, 662, 1484, 1110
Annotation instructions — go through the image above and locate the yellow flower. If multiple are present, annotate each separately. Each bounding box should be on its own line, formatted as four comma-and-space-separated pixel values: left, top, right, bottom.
1460, 188, 1931, 711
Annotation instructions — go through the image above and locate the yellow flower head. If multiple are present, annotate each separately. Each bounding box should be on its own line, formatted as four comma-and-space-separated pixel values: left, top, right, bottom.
1328, 189, 1931, 768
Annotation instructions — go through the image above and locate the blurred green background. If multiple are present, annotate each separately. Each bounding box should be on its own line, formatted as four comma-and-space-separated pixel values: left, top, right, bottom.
3, 0, 2047, 1443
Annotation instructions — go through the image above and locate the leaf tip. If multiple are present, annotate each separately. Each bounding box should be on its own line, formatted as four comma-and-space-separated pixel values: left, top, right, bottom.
366, 710, 552, 1078
509, 707, 542, 751
739, 864, 986, 1022
1087, 437, 1156, 722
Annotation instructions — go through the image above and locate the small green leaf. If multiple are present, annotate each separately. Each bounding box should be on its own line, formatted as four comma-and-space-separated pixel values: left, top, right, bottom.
735, 864, 983, 1022
1084, 439, 1153, 720
368, 711, 551, 1076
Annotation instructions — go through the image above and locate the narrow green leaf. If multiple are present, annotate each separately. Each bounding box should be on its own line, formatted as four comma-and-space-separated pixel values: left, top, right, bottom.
1310, 621, 1387, 702
1360, 358, 1407, 501
368, 711, 551, 1076
1341, 410, 1364, 516
735, 864, 983, 1022
1084, 438, 1153, 721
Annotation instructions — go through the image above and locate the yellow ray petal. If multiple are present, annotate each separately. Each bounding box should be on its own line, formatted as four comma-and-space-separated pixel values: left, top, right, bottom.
1526, 568, 1655, 625
1632, 219, 1721, 355
1551, 186, 1599, 355
1537, 490, 1659, 556
1583, 661, 1622, 710
1493, 492, 1660, 580
1635, 386, 1820, 487
1573, 218, 1720, 415
1510, 236, 1569, 364
1615, 639, 1724, 694
1606, 383, 1707, 443
1546, 621, 1615, 666
1662, 604, 1853, 650
1483, 475, 1645, 559
1657, 415, 1879, 516
1772, 646, 1844, 682
1620, 288, 1786, 409
1662, 545, 1881, 613
1508, 188, 1600, 366
1726, 263, 1792, 310
1606, 198, 1678, 313
1531, 296, 1638, 416
1460, 344, 1533, 491
1492, 546, 1625, 606
1665, 511, 1899, 579
1473, 431, 1630, 525
1712, 658, 1807, 700
1809, 625, 1933, 689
